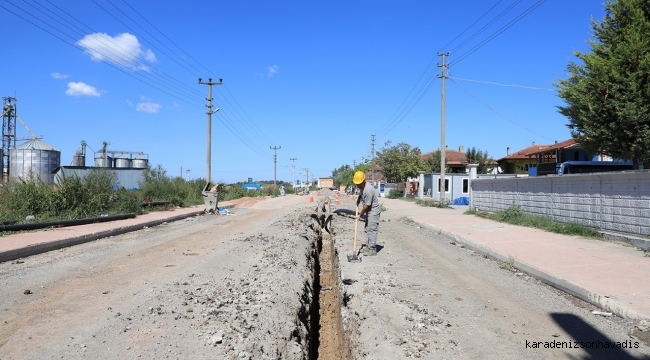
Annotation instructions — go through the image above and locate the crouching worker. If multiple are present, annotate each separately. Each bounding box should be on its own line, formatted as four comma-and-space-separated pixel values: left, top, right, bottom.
353, 171, 381, 256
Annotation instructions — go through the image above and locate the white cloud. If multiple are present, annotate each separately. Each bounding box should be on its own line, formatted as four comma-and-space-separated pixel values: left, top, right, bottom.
136, 101, 161, 114
126, 99, 134, 107
51, 72, 68, 79
267, 65, 279, 78
66, 82, 101, 97
77, 32, 156, 71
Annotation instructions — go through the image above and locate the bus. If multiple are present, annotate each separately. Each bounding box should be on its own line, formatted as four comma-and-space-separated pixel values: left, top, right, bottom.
558, 161, 633, 175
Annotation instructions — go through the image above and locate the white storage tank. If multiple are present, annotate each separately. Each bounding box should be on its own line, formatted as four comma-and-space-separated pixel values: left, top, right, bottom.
114, 155, 132, 168
94, 155, 113, 167
9, 139, 61, 184
132, 156, 148, 169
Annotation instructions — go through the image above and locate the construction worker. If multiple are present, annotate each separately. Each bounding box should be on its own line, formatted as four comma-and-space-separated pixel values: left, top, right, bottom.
353, 171, 381, 256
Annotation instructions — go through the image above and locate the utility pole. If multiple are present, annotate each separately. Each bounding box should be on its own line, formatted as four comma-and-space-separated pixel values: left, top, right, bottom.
303, 168, 309, 187
437, 53, 449, 203
270, 146, 281, 186
186, 169, 191, 182
290, 157, 297, 189
353, 159, 356, 169
371, 134, 376, 185
198, 77, 222, 184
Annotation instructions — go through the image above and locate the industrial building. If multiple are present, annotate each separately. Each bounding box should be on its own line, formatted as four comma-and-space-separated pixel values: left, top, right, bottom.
2, 97, 149, 188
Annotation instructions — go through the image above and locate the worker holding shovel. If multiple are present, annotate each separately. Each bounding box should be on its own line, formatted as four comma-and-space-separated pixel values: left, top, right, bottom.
353, 171, 381, 256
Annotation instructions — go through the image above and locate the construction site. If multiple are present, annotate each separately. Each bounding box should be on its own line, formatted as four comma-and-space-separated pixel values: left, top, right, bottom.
1, 190, 649, 359
2, 97, 149, 189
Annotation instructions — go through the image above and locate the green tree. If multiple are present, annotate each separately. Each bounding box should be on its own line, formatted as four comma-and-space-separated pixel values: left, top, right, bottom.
555, 0, 650, 169
423, 150, 450, 173
376, 141, 426, 183
332, 164, 351, 187
465, 147, 492, 174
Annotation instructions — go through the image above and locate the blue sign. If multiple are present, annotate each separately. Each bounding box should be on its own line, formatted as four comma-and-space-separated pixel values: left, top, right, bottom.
296, 180, 301, 185
248, 177, 253, 183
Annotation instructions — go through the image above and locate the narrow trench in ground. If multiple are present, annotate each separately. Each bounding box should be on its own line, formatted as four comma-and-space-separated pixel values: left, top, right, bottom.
309, 220, 351, 360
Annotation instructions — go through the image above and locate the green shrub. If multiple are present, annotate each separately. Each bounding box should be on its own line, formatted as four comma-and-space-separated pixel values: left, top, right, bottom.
387, 189, 402, 199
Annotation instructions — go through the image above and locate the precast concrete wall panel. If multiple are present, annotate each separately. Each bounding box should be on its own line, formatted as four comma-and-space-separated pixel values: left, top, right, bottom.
471, 171, 650, 237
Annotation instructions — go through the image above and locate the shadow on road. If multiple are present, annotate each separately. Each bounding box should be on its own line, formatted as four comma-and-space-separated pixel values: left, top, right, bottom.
550, 313, 649, 360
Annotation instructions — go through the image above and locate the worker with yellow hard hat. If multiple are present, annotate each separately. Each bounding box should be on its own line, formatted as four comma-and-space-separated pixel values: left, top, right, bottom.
353, 170, 381, 256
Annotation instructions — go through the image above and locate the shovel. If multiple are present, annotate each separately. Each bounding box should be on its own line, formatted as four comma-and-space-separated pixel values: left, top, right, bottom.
347, 205, 361, 262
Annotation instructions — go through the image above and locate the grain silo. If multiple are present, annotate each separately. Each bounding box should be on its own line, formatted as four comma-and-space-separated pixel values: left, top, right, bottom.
132, 155, 148, 169
9, 139, 61, 184
114, 155, 132, 168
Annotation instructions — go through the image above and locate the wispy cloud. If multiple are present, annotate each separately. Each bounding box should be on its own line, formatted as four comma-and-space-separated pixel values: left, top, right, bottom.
77, 32, 156, 71
136, 101, 161, 114
267, 65, 279, 78
66, 82, 101, 97
51, 72, 68, 79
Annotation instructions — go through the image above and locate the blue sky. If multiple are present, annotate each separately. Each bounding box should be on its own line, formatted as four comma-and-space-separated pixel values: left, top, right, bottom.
1, 0, 606, 184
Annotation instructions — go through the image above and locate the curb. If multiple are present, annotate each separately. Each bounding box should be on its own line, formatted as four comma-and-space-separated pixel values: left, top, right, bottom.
0, 211, 202, 264
406, 216, 650, 322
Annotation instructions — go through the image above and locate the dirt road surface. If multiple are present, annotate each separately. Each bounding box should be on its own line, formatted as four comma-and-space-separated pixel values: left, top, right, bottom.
1, 194, 649, 359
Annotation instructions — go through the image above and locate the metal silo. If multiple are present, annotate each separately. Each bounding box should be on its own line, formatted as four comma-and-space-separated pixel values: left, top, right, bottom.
94, 155, 113, 167
132, 156, 148, 169
72, 154, 85, 166
114, 155, 132, 168
9, 139, 61, 184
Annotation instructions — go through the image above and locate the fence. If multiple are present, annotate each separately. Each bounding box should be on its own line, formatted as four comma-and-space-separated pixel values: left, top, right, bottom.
471, 171, 650, 237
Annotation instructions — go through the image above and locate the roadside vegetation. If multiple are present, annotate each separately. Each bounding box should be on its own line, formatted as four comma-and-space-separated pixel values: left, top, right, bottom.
465, 204, 601, 238
0, 164, 289, 225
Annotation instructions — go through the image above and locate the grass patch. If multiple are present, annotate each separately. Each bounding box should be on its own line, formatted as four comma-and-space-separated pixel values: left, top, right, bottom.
467, 204, 602, 238
416, 199, 449, 208
499, 256, 516, 270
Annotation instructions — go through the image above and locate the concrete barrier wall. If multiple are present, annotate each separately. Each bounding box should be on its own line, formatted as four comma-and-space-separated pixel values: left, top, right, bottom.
471, 171, 650, 237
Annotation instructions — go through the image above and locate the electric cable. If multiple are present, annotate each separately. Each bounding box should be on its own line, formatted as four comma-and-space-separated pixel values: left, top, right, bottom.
448, 76, 553, 91
451, 0, 546, 68
449, 77, 551, 140
1, 2, 203, 108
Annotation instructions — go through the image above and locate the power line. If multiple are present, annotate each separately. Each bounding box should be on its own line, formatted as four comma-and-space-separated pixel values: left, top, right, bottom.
374, 0, 513, 138
451, 0, 546, 68
448, 76, 553, 91
25, 0, 206, 103
449, 77, 551, 140
116, 0, 274, 147
1, 1, 203, 108
440, 0, 505, 51
449, 0, 523, 53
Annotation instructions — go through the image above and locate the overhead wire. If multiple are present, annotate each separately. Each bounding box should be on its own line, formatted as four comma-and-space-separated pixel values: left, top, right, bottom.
451, 0, 546, 68
373, 0, 508, 139
1, 1, 203, 108
449, 77, 551, 140
448, 76, 553, 91
448, 0, 523, 54
116, 0, 274, 153
6, 0, 273, 158
25, 0, 205, 106
376, 0, 547, 140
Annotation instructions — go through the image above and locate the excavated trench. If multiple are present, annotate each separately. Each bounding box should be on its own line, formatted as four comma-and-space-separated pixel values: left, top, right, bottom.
305, 199, 353, 360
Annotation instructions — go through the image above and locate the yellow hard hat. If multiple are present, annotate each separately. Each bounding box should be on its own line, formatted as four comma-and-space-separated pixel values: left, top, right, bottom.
353, 171, 365, 184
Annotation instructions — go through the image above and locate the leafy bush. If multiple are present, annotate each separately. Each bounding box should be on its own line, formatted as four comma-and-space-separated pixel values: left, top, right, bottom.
387, 189, 402, 199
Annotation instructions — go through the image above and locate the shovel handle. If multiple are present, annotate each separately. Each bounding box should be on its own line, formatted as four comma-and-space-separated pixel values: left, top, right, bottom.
353, 204, 359, 253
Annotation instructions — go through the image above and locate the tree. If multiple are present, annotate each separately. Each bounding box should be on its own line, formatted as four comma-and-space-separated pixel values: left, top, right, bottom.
332, 164, 352, 187
423, 150, 450, 173
465, 147, 492, 174
555, 0, 650, 169
376, 141, 426, 183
